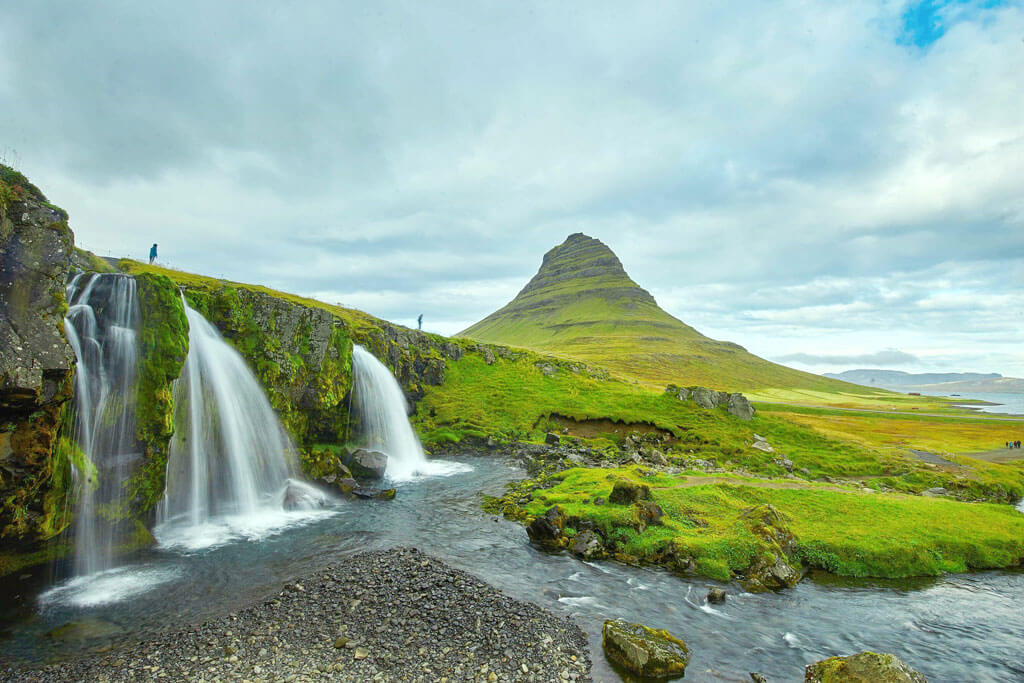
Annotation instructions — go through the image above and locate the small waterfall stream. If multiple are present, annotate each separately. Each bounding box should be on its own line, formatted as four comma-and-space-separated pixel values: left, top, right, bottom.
63, 273, 141, 577
155, 300, 329, 550
351, 344, 469, 481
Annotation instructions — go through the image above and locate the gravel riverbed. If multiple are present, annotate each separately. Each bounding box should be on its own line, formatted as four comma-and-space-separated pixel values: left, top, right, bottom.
6, 547, 592, 682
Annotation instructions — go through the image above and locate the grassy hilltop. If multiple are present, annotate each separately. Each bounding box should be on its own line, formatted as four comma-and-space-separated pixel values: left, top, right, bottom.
462, 233, 879, 397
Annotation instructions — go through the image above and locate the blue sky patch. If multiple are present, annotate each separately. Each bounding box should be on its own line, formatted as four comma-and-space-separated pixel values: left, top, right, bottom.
899, 0, 1007, 47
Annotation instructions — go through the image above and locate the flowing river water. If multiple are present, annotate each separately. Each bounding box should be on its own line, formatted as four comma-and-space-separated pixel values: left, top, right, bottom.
2, 456, 1024, 681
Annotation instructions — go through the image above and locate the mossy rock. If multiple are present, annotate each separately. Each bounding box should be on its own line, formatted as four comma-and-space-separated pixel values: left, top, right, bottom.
805, 651, 927, 682
609, 481, 651, 505
602, 618, 690, 680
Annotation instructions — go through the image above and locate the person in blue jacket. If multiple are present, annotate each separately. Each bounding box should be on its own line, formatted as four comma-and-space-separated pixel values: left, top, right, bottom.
149, 243, 158, 264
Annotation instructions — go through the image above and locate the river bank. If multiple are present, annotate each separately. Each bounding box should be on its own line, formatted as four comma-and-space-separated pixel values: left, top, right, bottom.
4, 547, 590, 682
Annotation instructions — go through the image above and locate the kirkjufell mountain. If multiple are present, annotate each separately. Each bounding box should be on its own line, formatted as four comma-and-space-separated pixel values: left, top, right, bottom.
461, 233, 853, 392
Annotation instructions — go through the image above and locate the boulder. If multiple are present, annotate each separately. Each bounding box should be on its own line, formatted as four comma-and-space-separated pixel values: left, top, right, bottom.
691, 387, 721, 410
545, 432, 561, 446
569, 529, 605, 560
922, 487, 948, 498
633, 500, 664, 531
707, 587, 727, 604
805, 651, 927, 682
526, 506, 566, 549
728, 393, 755, 421
342, 449, 388, 480
349, 487, 396, 501
609, 481, 651, 505
743, 554, 800, 592
751, 437, 774, 453
602, 618, 690, 679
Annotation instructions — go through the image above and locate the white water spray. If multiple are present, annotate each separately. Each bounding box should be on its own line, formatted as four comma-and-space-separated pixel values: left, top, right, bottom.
156, 300, 330, 550
351, 345, 469, 482
63, 273, 141, 577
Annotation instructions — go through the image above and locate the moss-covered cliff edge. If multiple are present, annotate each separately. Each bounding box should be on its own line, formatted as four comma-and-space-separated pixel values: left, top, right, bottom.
0, 166, 76, 573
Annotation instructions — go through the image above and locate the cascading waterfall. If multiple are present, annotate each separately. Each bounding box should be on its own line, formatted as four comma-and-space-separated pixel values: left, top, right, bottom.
351, 344, 469, 481
155, 300, 328, 549
63, 273, 141, 577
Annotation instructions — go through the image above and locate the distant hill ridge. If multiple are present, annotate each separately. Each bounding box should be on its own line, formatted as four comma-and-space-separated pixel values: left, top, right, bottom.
460, 233, 860, 393
825, 370, 1002, 387
827, 369, 1024, 394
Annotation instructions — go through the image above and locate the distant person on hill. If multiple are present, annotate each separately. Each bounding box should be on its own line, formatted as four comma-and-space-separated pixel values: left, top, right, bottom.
417, 314, 423, 330
149, 243, 158, 265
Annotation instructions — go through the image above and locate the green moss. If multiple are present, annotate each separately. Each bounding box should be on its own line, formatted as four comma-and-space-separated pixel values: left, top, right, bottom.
122, 273, 188, 517
504, 466, 1024, 581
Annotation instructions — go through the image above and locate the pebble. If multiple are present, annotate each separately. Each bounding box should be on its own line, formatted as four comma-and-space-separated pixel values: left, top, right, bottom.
9, 548, 591, 682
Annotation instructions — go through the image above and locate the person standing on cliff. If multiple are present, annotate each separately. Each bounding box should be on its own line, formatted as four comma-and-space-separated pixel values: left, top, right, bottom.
149, 243, 158, 265
417, 313, 423, 330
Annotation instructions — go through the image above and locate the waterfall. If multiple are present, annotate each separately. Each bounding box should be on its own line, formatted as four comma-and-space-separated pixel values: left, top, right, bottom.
63, 273, 141, 577
155, 300, 329, 549
351, 344, 469, 481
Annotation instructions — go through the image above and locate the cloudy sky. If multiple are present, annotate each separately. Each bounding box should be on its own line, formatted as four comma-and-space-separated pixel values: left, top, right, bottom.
2, 1, 1022, 377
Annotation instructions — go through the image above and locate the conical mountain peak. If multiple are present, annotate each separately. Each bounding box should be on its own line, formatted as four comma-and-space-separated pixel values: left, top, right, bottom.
462, 234, 851, 393
516, 233, 656, 305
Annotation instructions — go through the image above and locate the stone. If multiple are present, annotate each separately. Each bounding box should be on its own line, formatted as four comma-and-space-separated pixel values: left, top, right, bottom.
526, 506, 566, 548
707, 587, 727, 604
342, 449, 388, 480
727, 393, 755, 421
353, 647, 369, 660
481, 347, 496, 365
922, 487, 948, 497
750, 674, 769, 683
647, 448, 669, 467
608, 481, 650, 505
568, 530, 604, 560
805, 651, 927, 682
751, 439, 774, 453
633, 500, 664, 531
691, 387, 721, 410
545, 432, 561, 446
601, 619, 690, 679
773, 456, 794, 472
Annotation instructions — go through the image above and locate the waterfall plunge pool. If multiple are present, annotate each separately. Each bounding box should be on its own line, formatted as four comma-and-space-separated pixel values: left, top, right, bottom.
3, 455, 1024, 681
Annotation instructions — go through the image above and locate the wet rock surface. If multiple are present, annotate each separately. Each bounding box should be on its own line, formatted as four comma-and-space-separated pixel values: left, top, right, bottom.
601, 618, 690, 679
10, 547, 591, 682
805, 651, 927, 682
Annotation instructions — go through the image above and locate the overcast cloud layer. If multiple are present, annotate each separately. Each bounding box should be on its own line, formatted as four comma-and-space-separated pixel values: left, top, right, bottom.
2, 1, 1021, 377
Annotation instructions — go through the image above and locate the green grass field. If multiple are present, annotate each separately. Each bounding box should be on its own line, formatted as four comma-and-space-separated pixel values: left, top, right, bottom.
513, 467, 1024, 581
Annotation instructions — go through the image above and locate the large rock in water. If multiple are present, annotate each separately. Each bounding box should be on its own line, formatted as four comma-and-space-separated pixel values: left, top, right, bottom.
0, 173, 76, 548
805, 651, 927, 682
342, 449, 388, 480
602, 618, 690, 679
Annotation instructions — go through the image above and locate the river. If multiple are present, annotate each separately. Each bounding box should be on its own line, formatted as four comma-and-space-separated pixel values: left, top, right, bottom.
2, 456, 1023, 681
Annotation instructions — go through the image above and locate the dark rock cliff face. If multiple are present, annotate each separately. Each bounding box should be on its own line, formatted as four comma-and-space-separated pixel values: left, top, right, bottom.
0, 178, 76, 550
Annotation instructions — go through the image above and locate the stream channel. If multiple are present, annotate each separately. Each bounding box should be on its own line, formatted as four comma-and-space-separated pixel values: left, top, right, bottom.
3, 456, 1024, 681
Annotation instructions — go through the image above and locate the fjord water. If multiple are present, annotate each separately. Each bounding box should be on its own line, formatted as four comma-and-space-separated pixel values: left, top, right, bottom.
4, 456, 1024, 681
62, 274, 141, 578
155, 301, 330, 550
351, 344, 467, 481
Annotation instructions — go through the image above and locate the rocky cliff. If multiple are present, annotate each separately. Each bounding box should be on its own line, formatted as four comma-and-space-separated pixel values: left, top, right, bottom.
0, 167, 76, 557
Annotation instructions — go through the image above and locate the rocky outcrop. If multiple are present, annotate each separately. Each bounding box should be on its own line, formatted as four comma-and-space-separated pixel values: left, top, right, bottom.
665, 384, 755, 421
739, 504, 801, 591
805, 651, 927, 682
602, 618, 690, 679
184, 285, 352, 457
342, 449, 388, 480
0, 169, 76, 550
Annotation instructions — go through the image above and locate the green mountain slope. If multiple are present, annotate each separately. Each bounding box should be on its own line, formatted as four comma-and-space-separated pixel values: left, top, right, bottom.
461, 233, 867, 393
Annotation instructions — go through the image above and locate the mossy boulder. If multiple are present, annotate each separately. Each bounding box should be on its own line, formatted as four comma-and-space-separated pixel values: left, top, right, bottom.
805, 651, 927, 682
526, 505, 567, 549
602, 618, 690, 680
609, 480, 651, 505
